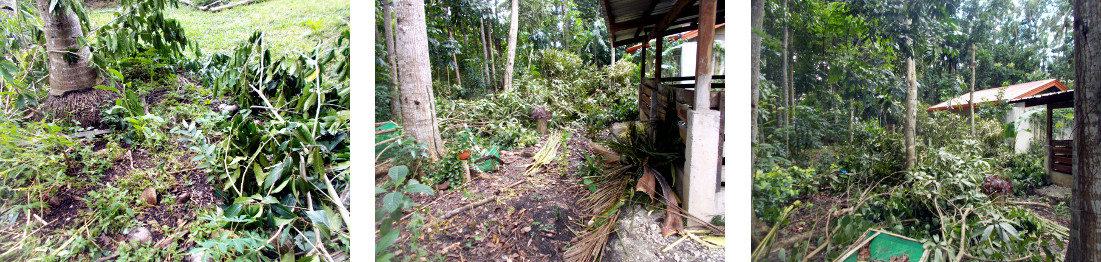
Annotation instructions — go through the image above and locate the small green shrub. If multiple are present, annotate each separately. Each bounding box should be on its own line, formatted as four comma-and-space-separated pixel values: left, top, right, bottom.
752, 166, 817, 224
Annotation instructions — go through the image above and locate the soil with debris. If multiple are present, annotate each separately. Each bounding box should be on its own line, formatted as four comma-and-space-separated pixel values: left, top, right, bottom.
44, 139, 217, 253
603, 204, 725, 262
381, 133, 724, 261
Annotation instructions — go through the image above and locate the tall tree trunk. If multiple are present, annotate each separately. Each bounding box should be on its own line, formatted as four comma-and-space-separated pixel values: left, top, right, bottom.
904, 34, 917, 169
394, 0, 445, 160
1068, 0, 1101, 259
503, 0, 519, 92
970, 43, 976, 137
488, 1, 498, 89
383, 0, 402, 122
36, 0, 96, 96
480, 19, 493, 87
781, 0, 790, 148
36, 0, 116, 126
447, 29, 463, 89
751, 0, 764, 146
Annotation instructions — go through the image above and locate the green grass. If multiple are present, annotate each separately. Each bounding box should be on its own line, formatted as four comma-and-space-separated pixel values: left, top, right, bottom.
89, 0, 349, 56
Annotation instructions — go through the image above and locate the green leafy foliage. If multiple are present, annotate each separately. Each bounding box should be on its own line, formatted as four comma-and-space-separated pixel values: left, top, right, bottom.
752, 166, 817, 224
375, 166, 434, 261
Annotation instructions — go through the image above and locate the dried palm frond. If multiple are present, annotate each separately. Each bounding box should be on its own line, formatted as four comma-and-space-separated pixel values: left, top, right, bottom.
566, 164, 633, 262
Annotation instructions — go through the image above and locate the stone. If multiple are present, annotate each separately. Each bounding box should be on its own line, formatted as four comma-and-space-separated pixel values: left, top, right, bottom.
126, 227, 152, 246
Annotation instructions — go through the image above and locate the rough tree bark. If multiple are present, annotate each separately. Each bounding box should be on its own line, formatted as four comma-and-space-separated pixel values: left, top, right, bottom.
383, 0, 401, 122
780, 0, 789, 147
394, 0, 445, 160
969, 43, 976, 137
479, 19, 493, 86
1068, 0, 1101, 259
904, 30, 917, 169
751, 0, 764, 146
36, 0, 117, 125
503, 0, 518, 92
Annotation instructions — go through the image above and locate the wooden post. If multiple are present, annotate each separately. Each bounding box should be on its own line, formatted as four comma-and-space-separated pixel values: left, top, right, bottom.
694, 0, 716, 110
1048, 104, 1054, 175
656, 32, 664, 82
639, 37, 649, 121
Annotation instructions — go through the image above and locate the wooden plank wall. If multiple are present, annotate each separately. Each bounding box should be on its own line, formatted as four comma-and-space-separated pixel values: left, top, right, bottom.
1052, 139, 1073, 174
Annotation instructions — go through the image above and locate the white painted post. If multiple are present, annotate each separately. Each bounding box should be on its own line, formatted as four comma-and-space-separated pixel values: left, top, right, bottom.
684, 109, 721, 224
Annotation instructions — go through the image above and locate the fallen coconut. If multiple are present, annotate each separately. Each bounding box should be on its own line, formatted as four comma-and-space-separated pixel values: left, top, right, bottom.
142, 187, 157, 205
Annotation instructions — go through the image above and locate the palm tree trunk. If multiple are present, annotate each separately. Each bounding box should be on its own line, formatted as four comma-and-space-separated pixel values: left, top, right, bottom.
383, 0, 401, 122
394, 0, 445, 160
36, 0, 96, 96
1067, 0, 1101, 259
503, 0, 519, 92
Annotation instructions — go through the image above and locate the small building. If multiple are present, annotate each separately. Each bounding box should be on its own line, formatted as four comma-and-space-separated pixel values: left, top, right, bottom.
1008, 90, 1074, 187
623, 23, 726, 82
927, 79, 1069, 153
602, 0, 725, 225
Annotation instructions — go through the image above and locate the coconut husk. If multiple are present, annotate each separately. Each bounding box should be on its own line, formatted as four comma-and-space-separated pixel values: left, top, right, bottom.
39, 86, 120, 126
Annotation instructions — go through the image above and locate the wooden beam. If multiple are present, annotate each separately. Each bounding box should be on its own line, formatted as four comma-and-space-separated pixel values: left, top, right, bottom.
600, 0, 616, 43
1053, 163, 1073, 173
649, 0, 696, 39
614, 23, 697, 46
693, 0, 717, 110
612, 3, 705, 32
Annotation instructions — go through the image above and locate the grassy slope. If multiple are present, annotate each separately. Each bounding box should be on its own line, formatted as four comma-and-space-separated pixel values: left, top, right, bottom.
90, 0, 349, 56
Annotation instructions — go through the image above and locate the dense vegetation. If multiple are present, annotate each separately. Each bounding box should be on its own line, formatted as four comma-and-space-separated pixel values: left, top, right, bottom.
0, 0, 350, 260
752, 0, 1075, 261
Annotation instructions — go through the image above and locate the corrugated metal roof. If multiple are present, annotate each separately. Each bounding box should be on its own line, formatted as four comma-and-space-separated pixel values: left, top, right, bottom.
926, 79, 1069, 112
623, 23, 725, 53
602, 0, 725, 47
1008, 89, 1074, 107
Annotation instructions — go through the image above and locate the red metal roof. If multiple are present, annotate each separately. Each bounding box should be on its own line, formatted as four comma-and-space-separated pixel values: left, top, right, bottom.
926, 79, 1069, 112
624, 23, 725, 53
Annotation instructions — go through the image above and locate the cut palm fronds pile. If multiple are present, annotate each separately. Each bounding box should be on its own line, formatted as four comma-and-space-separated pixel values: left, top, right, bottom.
564, 164, 634, 262
522, 131, 562, 176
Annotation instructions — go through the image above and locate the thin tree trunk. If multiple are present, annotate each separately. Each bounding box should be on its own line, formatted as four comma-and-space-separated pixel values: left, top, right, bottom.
394, 0, 445, 160
480, 19, 493, 88
383, 0, 402, 122
1068, 0, 1101, 259
970, 43, 976, 137
751, 0, 764, 146
781, 0, 790, 148
904, 34, 917, 169
488, 1, 498, 89
36, 0, 97, 96
448, 29, 463, 89
503, 0, 519, 91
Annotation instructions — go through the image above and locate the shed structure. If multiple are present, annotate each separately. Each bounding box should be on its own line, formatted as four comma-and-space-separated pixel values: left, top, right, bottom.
601, 0, 725, 224
1009, 90, 1075, 187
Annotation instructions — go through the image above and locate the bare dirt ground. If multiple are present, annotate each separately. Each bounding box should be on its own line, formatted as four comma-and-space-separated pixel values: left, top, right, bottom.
380, 133, 726, 261
44, 139, 217, 253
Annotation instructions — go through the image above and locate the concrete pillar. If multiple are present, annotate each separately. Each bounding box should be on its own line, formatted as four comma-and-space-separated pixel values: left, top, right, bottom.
684, 109, 721, 225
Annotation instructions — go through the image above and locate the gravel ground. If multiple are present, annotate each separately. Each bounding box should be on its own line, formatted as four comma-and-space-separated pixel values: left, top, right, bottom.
603, 204, 725, 262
